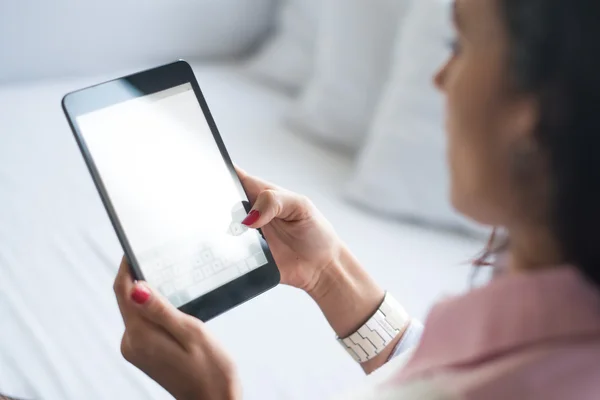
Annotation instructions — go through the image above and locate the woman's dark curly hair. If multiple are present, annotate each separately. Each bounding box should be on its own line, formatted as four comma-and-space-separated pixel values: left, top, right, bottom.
500, 0, 600, 286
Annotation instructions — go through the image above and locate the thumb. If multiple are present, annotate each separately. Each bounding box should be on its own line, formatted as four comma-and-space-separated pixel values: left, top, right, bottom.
130, 282, 196, 344
242, 189, 312, 229
235, 166, 278, 203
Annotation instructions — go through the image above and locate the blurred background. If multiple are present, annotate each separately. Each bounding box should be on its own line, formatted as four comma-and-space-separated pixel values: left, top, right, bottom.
0, 0, 485, 399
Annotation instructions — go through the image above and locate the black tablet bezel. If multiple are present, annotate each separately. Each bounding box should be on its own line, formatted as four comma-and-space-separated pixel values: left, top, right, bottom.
62, 60, 280, 321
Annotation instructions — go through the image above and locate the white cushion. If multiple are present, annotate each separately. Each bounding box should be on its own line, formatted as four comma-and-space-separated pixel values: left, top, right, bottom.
245, 0, 322, 93
346, 0, 486, 234
0, 0, 275, 82
286, 0, 411, 152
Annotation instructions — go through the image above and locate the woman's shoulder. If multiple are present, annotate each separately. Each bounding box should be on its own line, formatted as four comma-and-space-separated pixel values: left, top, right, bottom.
499, 340, 600, 396
337, 339, 600, 400
434, 338, 600, 400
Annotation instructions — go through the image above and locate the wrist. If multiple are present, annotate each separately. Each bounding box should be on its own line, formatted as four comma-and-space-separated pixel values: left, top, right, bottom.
306, 243, 346, 302
308, 246, 385, 338
184, 371, 241, 400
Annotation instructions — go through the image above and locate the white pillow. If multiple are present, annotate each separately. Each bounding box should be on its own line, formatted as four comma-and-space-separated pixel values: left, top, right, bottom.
286, 0, 412, 153
245, 0, 322, 93
0, 0, 275, 82
346, 0, 486, 235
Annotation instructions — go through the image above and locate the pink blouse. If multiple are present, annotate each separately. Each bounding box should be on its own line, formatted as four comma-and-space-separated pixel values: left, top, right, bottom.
342, 267, 600, 399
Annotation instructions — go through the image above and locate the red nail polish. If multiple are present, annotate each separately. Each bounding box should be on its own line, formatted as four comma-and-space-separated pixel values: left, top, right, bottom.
242, 210, 260, 226
131, 285, 151, 304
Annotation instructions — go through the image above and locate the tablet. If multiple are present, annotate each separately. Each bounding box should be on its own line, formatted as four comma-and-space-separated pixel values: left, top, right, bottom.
62, 60, 280, 321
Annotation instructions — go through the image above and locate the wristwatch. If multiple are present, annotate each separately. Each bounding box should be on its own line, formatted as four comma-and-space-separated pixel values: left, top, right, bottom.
337, 292, 409, 363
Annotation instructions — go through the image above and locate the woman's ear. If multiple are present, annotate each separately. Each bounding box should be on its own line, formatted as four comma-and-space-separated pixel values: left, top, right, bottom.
506, 95, 551, 216
507, 95, 540, 140
502, 95, 542, 174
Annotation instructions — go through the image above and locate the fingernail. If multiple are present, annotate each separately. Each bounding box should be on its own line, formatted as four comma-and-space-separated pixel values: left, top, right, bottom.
131, 284, 151, 305
242, 210, 260, 226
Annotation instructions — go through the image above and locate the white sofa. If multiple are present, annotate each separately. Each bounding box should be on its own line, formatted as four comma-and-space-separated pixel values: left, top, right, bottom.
0, 3, 480, 399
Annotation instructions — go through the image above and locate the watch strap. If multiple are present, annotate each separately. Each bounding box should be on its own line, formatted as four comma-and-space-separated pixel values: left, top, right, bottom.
337, 292, 409, 363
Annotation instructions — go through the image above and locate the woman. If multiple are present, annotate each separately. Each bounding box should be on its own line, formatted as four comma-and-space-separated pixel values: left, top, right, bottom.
113, 0, 600, 398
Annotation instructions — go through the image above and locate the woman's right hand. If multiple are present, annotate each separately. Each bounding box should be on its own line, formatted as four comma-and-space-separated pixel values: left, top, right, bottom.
237, 168, 399, 374
236, 167, 343, 294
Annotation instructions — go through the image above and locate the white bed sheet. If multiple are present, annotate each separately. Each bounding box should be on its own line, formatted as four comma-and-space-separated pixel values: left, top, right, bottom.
0, 62, 481, 400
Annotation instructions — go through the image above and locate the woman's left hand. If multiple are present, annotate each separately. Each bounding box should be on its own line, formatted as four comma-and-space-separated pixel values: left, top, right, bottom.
113, 258, 242, 400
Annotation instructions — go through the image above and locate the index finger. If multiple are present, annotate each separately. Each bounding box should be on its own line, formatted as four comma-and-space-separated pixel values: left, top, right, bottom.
113, 256, 136, 324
